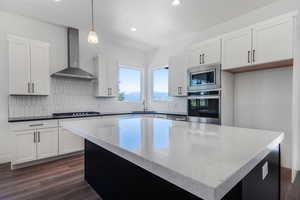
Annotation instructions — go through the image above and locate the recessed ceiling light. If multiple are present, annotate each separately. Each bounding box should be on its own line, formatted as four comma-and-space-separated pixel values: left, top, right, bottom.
54, 0, 61, 2
172, 0, 181, 7
131, 27, 137, 32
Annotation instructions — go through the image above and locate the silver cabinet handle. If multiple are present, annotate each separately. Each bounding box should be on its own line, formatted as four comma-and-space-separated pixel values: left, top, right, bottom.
199, 54, 202, 64
33, 132, 36, 143
248, 51, 251, 63
29, 123, 44, 127
252, 49, 256, 63
28, 83, 31, 93
178, 87, 182, 95
202, 54, 205, 64
38, 131, 40, 143
32, 82, 34, 93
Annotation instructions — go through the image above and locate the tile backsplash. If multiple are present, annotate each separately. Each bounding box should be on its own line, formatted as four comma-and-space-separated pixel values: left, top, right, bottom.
9, 78, 100, 117
8, 77, 186, 118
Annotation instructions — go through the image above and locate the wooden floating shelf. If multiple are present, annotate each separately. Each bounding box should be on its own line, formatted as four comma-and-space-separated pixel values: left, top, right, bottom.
224, 59, 294, 73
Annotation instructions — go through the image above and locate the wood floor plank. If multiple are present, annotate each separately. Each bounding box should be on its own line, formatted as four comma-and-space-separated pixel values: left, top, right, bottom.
0, 155, 298, 200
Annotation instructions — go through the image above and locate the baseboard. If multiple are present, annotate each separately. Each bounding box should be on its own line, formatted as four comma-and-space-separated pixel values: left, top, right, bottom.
11, 151, 83, 170
0, 154, 11, 165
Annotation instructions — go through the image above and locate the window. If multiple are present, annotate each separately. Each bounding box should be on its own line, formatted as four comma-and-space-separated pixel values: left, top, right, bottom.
118, 67, 142, 102
152, 67, 170, 101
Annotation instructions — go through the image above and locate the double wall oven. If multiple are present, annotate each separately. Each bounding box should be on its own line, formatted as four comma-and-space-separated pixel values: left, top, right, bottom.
187, 63, 221, 124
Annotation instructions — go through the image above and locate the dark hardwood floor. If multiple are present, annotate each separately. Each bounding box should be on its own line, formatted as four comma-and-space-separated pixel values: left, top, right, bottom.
0, 155, 299, 200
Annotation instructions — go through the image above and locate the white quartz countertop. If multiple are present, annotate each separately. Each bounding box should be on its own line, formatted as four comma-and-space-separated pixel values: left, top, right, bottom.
62, 116, 284, 200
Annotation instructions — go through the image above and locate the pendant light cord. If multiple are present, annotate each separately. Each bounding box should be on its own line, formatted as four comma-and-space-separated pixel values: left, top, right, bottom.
91, 0, 94, 31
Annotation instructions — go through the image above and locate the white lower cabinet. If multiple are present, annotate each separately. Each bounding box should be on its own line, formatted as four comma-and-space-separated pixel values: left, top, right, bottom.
10, 119, 85, 167
37, 128, 59, 159
59, 128, 84, 155
13, 130, 37, 165
13, 128, 59, 165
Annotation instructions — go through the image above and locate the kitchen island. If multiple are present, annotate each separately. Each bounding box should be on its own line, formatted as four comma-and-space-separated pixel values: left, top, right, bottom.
62, 116, 284, 200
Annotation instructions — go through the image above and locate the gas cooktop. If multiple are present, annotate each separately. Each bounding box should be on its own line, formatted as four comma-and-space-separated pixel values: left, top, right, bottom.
52, 112, 101, 118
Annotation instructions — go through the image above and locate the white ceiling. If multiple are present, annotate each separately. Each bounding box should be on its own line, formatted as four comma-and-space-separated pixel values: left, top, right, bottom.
0, 0, 278, 50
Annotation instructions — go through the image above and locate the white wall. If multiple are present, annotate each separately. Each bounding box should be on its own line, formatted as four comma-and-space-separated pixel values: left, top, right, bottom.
0, 11, 148, 163
234, 68, 293, 168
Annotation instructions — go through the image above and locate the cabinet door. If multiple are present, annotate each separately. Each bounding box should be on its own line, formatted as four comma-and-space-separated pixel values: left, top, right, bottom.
107, 56, 119, 97
169, 55, 189, 97
252, 17, 294, 65
202, 39, 221, 64
13, 130, 36, 165
190, 50, 203, 67
36, 128, 58, 159
30, 41, 50, 95
222, 29, 252, 70
8, 36, 31, 95
95, 54, 109, 97
59, 128, 84, 155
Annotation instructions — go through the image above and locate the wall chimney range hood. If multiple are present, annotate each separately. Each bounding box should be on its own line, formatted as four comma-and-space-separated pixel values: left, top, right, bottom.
51, 28, 95, 80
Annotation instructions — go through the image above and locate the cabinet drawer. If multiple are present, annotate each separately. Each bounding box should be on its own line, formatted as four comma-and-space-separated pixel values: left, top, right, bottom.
10, 120, 59, 132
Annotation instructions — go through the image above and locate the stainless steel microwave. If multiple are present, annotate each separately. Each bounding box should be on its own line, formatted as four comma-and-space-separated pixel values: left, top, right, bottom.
187, 63, 221, 91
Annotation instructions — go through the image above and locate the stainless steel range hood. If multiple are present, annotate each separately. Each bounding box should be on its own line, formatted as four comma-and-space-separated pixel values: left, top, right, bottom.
51, 28, 95, 80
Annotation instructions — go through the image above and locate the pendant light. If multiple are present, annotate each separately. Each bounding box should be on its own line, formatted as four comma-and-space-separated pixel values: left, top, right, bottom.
88, 0, 99, 44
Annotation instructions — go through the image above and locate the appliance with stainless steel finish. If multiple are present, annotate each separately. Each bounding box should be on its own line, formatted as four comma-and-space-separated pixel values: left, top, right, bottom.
51, 28, 96, 80
187, 63, 221, 92
187, 90, 221, 124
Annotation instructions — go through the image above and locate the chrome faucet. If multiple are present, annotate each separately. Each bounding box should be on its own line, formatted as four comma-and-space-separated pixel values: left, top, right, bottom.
143, 100, 147, 112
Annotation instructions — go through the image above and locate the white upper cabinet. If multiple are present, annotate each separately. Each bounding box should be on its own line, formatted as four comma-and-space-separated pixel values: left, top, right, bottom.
169, 55, 189, 97
222, 14, 295, 70
8, 36, 31, 95
30, 41, 50, 95
190, 38, 221, 67
252, 17, 294, 65
8, 35, 50, 95
95, 54, 119, 97
222, 29, 253, 70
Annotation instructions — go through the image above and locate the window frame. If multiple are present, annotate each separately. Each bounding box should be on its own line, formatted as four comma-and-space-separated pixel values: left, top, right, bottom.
118, 65, 145, 103
150, 65, 171, 102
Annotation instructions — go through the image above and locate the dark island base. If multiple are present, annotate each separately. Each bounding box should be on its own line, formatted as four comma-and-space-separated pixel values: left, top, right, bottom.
85, 140, 280, 200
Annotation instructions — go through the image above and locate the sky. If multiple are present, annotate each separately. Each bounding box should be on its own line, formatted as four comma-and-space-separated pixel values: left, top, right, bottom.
119, 67, 169, 94
153, 68, 168, 93
119, 67, 141, 93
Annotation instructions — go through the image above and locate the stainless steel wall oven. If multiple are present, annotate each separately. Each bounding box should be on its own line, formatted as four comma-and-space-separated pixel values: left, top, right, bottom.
187, 90, 221, 124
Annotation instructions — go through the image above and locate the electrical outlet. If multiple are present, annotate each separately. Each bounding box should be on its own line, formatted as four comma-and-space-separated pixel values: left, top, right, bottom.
262, 162, 268, 180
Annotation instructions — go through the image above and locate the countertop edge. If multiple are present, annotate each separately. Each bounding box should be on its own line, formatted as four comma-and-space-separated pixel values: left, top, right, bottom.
8, 112, 188, 123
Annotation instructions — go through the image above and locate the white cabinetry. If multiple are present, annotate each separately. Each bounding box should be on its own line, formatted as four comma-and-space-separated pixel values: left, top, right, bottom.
37, 128, 59, 159
222, 29, 253, 70
222, 15, 294, 70
11, 121, 59, 165
252, 17, 293, 65
95, 54, 119, 97
190, 38, 221, 67
13, 128, 58, 165
30, 40, 50, 95
8, 35, 50, 95
59, 128, 84, 155
14, 130, 37, 165
169, 55, 189, 97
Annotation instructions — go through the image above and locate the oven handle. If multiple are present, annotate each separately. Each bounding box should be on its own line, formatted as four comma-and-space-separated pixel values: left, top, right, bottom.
188, 96, 220, 100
